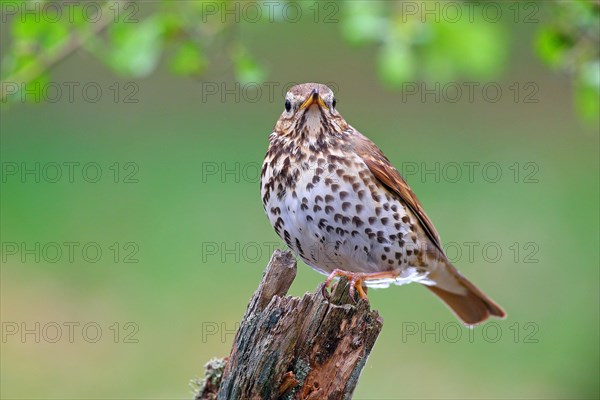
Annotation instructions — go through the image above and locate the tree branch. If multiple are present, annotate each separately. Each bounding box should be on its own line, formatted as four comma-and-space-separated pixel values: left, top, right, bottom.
0, 0, 124, 101
195, 250, 384, 400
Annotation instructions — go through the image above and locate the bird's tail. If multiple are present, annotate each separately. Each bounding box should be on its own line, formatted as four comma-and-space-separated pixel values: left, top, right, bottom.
424, 259, 506, 325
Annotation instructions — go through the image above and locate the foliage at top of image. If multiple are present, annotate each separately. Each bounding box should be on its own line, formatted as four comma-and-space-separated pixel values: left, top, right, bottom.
1, 0, 598, 122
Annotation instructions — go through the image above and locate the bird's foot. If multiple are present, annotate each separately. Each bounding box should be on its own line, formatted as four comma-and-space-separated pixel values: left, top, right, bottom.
322, 269, 401, 303
322, 269, 368, 303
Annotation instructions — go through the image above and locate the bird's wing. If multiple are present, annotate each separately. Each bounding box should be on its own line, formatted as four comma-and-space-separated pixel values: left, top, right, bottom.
350, 130, 444, 253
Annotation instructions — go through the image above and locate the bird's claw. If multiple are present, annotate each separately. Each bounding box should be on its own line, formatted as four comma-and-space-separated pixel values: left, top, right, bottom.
321, 282, 331, 302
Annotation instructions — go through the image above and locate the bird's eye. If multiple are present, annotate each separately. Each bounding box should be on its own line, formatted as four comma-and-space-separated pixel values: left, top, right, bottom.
332, 98, 337, 108
285, 99, 292, 112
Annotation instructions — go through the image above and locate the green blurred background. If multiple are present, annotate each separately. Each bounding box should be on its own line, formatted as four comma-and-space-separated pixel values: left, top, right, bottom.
1, 1, 599, 399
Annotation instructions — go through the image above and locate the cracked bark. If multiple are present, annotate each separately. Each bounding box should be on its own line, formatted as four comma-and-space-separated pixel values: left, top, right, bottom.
196, 249, 384, 400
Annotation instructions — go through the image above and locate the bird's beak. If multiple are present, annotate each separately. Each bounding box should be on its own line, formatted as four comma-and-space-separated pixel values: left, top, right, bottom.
300, 88, 326, 110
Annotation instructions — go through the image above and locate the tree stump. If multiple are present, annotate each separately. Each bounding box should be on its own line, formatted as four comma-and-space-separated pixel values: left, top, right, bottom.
195, 250, 384, 400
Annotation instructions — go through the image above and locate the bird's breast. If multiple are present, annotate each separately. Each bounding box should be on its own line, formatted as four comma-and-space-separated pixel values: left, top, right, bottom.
261, 145, 432, 286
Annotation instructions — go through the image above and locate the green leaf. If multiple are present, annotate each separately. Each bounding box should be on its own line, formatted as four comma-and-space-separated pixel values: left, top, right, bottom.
170, 42, 206, 76
426, 19, 507, 81
341, 1, 386, 46
106, 16, 164, 77
232, 47, 265, 84
377, 42, 414, 88
11, 17, 69, 50
575, 60, 600, 121
535, 27, 571, 68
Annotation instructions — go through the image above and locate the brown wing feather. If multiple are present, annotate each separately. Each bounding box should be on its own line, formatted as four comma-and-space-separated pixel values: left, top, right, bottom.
350, 130, 444, 253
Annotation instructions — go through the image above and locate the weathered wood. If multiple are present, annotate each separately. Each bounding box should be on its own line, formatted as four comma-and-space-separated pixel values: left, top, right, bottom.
197, 250, 384, 400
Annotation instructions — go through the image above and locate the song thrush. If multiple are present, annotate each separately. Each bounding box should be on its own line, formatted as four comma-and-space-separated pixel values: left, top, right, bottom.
260, 83, 505, 325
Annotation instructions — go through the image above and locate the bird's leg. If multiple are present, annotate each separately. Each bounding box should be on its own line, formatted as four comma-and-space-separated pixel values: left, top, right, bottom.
322, 269, 400, 302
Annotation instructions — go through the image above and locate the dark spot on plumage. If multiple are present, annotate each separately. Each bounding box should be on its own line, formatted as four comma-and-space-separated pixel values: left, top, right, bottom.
383, 203, 390, 211
336, 168, 344, 177
352, 216, 363, 227
326, 225, 334, 233
283, 230, 291, 245
364, 228, 372, 234
334, 213, 343, 223
402, 216, 410, 223
335, 228, 345, 236
301, 203, 309, 211
395, 252, 402, 260
388, 259, 395, 265
406, 249, 413, 256
270, 207, 281, 215
358, 190, 365, 200
375, 207, 382, 216
368, 217, 377, 224
371, 192, 381, 202
331, 184, 340, 192
339, 191, 349, 200
389, 234, 397, 240
341, 216, 350, 224
395, 223, 401, 230
312, 175, 320, 184
352, 182, 361, 191
315, 167, 324, 175
274, 217, 284, 230
316, 134, 326, 149
377, 236, 386, 243
313, 205, 322, 212
341, 202, 351, 211
411, 234, 417, 242
384, 246, 390, 252
367, 232, 376, 239
327, 154, 341, 164
325, 194, 334, 203
295, 238, 304, 255
393, 213, 400, 220
306, 215, 313, 222
327, 164, 336, 173
324, 177, 334, 185
306, 182, 314, 191
315, 195, 323, 203
291, 190, 297, 199
325, 205, 334, 214
391, 204, 398, 212
351, 230, 359, 237
355, 204, 363, 213
318, 218, 327, 229
381, 217, 389, 225
381, 254, 387, 261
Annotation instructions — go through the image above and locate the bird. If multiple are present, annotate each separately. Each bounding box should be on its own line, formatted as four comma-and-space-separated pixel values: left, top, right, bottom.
260, 83, 505, 325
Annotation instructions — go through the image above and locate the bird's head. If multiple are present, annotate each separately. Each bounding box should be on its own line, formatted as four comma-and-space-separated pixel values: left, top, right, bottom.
274, 83, 348, 139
